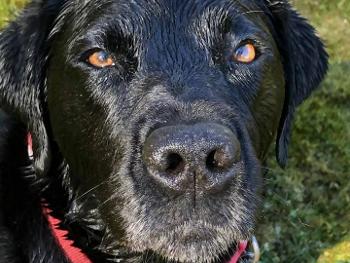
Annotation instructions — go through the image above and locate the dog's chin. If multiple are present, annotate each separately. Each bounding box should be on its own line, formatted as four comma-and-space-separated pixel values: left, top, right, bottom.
127, 221, 247, 263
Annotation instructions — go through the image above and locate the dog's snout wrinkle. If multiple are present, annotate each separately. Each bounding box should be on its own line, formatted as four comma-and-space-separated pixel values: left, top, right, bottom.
143, 123, 241, 194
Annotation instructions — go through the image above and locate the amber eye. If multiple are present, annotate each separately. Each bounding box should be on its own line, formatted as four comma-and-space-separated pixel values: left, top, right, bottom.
233, 43, 257, 63
87, 50, 115, 68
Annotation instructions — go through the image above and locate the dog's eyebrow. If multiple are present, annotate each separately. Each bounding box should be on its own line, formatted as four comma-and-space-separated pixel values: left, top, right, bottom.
190, 2, 271, 49
67, 26, 135, 58
62, 2, 145, 56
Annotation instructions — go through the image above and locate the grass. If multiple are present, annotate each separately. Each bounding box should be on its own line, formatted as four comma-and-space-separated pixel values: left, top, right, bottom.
1, 0, 349, 262
257, 61, 350, 262
0, 0, 27, 27
258, 1, 350, 262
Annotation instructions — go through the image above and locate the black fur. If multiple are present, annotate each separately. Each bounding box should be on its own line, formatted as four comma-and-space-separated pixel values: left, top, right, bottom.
0, 0, 327, 262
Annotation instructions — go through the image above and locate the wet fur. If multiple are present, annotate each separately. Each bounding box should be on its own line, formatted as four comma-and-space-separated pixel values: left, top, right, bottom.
0, 0, 327, 262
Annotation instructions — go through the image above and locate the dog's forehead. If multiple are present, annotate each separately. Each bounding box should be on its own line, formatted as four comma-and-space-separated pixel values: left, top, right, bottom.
59, 0, 270, 51
67, 0, 266, 31
74, 0, 262, 13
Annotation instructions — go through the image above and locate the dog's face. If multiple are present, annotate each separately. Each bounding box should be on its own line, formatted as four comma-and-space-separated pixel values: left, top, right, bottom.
47, 0, 285, 260
0, 0, 327, 262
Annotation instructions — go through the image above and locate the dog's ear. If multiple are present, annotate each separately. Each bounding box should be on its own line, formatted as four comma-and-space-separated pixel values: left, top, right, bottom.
0, 0, 65, 177
267, 1, 328, 167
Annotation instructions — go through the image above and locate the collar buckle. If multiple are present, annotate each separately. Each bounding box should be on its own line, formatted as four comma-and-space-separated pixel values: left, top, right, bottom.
241, 236, 261, 263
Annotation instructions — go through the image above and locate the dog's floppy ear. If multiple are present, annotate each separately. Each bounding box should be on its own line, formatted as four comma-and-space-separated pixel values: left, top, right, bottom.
0, 0, 65, 177
267, 1, 328, 167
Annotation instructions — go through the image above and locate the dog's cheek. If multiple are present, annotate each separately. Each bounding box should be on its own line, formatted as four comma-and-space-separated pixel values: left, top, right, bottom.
250, 54, 285, 160
47, 63, 123, 192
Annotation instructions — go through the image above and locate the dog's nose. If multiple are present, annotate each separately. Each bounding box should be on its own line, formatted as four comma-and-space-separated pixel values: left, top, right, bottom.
143, 123, 241, 193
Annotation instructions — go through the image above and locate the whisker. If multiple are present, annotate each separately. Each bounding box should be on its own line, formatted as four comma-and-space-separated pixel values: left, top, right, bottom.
241, 10, 265, 15
75, 179, 112, 201
97, 194, 117, 210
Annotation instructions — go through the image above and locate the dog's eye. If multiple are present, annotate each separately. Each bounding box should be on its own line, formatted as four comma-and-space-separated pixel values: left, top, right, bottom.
87, 50, 115, 68
233, 43, 256, 63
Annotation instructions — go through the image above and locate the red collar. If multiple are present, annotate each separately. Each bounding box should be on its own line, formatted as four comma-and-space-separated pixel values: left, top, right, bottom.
29, 133, 248, 263
28, 134, 91, 263
229, 241, 248, 263
43, 207, 93, 263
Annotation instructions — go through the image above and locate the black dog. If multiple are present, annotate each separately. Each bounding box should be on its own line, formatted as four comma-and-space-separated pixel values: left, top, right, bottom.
0, 0, 327, 262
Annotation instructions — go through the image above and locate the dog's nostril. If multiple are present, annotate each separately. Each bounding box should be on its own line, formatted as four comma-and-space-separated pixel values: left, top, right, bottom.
165, 153, 185, 174
206, 148, 234, 172
143, 123, 240, 193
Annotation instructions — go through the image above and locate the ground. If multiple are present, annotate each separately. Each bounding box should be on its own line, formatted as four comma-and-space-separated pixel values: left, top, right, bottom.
0, 0, 349, 262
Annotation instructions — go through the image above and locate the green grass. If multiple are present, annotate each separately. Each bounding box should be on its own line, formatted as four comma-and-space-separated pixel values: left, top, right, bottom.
258, 1, 350, 262
1, 0, 349, 262
257, 61, 350, 262
0, 0, 27, 27
293, 0, 350, 62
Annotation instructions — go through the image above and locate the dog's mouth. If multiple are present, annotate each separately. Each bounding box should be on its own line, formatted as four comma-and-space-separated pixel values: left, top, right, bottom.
44, 201, 259, 263
120, 217, 257, 263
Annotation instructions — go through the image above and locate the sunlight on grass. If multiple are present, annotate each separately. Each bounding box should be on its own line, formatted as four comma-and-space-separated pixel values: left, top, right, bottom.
318, 240, 350, 263
0, 0, 27, 27
293, 0, 350, 62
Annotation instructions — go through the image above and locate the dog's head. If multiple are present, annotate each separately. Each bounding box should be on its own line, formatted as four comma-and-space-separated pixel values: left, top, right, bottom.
0, 0, 327, 262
